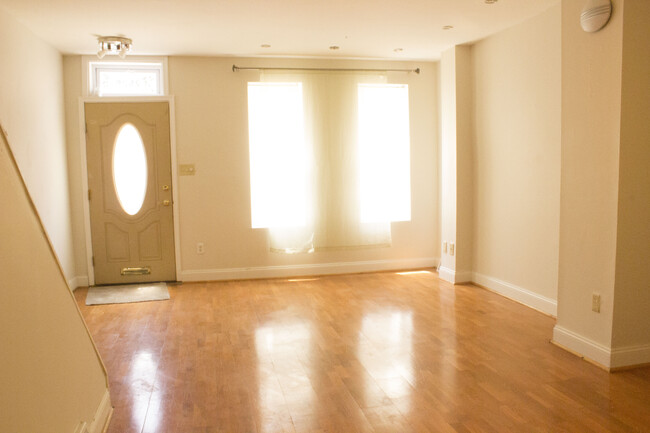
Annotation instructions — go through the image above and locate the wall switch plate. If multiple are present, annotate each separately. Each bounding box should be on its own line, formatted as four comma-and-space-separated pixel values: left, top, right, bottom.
179, 164, 196, 176
196, 242, 205, 254
443, 241, 448, 253
592, 293, 601, 313
449, 242, 455, 256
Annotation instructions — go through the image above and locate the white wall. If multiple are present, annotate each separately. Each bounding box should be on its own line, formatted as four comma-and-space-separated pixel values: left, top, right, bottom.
62, 56, 90, 285
554, 0, 623, 367
470, 4, 561, 315
1, 114, 110, 433
440, 49, 458, 280
64, 56, 439, 281
172, 57, 439, 279
611, 0, 650, 355
439, 45, 473, 284
555, 0, 650, 369
0, 7, 76, 283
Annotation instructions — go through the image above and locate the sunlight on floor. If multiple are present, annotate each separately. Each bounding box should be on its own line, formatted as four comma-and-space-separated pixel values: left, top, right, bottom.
395, 270, 433, 276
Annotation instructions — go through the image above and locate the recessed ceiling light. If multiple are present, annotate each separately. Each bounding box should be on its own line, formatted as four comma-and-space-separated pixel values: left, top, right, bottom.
394, 48, 403, 52
442, 25, 454, 30
329, 45, 340, 50
260, 44, 271, 48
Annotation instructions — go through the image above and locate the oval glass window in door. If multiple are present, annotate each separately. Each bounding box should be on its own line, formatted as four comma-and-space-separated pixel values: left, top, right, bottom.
112, 123, 148, 215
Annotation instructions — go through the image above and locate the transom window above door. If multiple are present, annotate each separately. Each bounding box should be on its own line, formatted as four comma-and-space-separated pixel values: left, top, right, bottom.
86, 58, 167, 97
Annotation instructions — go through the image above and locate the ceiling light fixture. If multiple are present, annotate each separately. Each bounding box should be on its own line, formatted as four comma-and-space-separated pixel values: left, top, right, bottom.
485, 0, 498, 4
96, 36, 132, 59
260, 44, 271, 48
442, 25, 454, 30
394, 48, 403, 52
329, 45, 340, 50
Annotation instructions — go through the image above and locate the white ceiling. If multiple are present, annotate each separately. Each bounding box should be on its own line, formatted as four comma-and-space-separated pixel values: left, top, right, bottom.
0, 0, 558, 60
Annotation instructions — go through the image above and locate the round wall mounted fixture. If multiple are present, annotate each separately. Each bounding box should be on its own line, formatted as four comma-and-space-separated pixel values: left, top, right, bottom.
580, 0, 612, 33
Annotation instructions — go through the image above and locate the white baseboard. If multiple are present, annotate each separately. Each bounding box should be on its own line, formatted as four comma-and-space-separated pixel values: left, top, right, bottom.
611, 343, 650, 369
438, 266, 455, 283
68, 275, 89, 291
86, 389, 112, 433
181, 257, 438, 282
472, 272, 557, 316
438, 266, 472, 284
552, 325, 612, 368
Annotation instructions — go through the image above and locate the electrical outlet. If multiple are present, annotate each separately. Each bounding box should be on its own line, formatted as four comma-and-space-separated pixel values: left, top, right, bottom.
449, 242, 455, 256
196, 242, 205, 255
592, 293, 601, 313
443, 241, 448, 253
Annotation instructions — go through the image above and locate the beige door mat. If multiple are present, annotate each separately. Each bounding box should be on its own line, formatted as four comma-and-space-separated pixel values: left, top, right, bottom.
86, 282, 170, 305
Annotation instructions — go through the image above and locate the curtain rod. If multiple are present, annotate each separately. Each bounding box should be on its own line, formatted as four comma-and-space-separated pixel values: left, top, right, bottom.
232, 64, 420, 74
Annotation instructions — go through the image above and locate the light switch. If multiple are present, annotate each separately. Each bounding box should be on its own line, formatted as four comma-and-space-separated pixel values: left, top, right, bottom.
179, 164, 196, 176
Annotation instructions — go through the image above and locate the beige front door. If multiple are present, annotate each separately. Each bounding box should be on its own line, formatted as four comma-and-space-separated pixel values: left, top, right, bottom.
85, 102, 176, 285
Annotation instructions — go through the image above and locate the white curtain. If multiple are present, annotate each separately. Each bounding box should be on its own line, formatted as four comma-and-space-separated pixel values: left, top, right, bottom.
252, 71, 396, 253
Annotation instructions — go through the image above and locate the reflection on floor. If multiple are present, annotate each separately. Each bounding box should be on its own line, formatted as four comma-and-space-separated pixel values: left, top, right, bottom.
75, 270, 650, 433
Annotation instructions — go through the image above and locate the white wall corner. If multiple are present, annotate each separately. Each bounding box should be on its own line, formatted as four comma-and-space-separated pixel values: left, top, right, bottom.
181, 257, 438, 282
472, 272, 557, 316
552, 325, 612, 368
455, 270, 473, 284
86, 389, 112, 433
610, 344, 650, 369
439, 267, 473, 285
67, 275, 89, 291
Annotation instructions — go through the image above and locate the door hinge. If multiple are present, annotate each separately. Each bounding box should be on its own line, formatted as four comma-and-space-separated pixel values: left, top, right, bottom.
88, 189, 92, 201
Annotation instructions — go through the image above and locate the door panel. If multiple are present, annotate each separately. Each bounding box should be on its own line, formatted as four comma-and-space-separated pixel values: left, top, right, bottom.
85, 102, 176, 285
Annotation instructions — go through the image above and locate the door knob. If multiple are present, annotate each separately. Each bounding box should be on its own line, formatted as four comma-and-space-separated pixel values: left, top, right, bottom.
162, 200, 171, 206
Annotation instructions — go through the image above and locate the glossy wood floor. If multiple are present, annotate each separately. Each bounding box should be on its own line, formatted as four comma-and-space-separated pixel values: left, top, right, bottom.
75, 271, 650, 433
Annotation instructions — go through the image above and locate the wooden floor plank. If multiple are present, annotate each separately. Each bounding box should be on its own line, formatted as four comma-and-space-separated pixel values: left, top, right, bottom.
75, 271, 650, 433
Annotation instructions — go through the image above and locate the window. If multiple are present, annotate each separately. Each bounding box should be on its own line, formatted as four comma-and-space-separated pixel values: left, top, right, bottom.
113, 123, 148, 216
358, 84, 411, 223
88, 60, 165, 96
247, 82, 309, 229
247, 74, 411, 253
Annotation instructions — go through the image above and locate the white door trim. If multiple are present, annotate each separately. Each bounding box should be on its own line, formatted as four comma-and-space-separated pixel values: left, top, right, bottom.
78, 96, 182, 286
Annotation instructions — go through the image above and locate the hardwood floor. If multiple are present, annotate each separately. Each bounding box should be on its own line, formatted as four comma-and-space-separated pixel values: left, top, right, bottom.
75, 271, 650, 433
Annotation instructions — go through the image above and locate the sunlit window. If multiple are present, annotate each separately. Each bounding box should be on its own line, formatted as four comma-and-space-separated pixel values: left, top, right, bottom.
97, 69, 159, 96
89, 61, 164, 96
246, 77, 412, 252
358, 84, 411, 223
247, 82, 309, 228
113, 123, 147, 216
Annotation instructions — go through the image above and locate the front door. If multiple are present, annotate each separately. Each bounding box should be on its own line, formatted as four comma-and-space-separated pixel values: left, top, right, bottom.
85, 102, 176, 285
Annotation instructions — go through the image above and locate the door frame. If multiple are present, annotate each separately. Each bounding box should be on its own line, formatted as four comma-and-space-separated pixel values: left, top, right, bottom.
79, 96, 182, 286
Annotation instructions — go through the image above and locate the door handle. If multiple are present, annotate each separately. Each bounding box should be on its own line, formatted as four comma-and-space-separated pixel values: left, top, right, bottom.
162, 200, 171, 206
